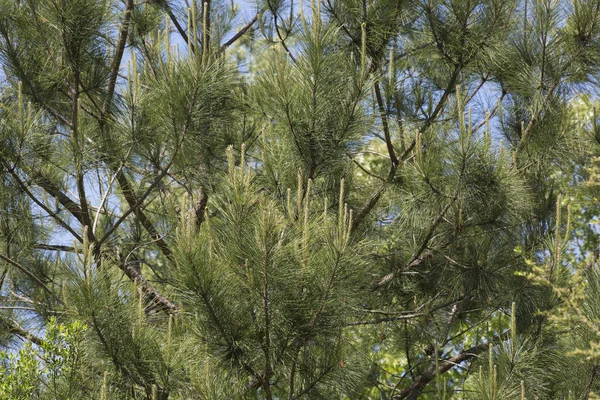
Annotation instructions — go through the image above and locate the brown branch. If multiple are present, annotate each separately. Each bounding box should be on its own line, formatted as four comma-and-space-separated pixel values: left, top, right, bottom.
193, 188, 209, 227
270, 8, 296, 62
352, 66, 461, 230
102, 0, 134, 120
374, 81, 398, 167
2, 318, 45, 347
464, 73, 488, 104
33, 172, 85, 225
375, 193, 457, 287
96, 162, 175, 252
34, 244, 79, 253
391, 332, 508, 399
165, 6, 189, 46
0, 253, 64, 305
3, 164, 83, 242
121, 260, 178, 314
220, 12, 260, 52
72, 72, 95, 244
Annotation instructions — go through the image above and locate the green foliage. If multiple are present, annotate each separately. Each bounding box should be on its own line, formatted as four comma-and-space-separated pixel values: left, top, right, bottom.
1, 0, 600, 398
0, 318, 88, 399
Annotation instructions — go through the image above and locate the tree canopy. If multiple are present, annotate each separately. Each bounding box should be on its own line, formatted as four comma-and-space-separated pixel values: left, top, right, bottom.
1, 0, 600, 398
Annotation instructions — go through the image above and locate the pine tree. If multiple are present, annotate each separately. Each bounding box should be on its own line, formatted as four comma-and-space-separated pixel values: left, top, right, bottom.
1, 0, 600, 398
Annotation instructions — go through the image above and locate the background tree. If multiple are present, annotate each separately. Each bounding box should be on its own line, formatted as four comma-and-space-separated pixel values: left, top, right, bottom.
0, 0, 600, 399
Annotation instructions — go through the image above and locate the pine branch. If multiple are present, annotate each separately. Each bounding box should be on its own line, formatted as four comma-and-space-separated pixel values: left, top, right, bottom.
391, 331, 508, 400
2, 317, 45, 347
401, 64, 461, 161
96, 161, 175, 251
311, 252, 342, 327
102, 0, 133, 121
0, 253, 64, 306
71, 72, 95, 244
3, 163, 83, 242
88, 310, 146, 389
346, 152, 386, 181
514, 15, 598, 153
92, 159, 128, 236
323, 0, 361, 47
31, 171, 85, 225
204, 0, 212, 56
220, 12, 260, 52
113, 174, 173, 260
375, 194, 457, 287
345, 314, 424, 326
34, 244, 79, 252
270, 9, 296, 62
516, 80, 559, 152
165, 6, 189, 47
351, 296, 468, 330
584, 364, 599, 399
374, 80, 398, 167
471, 91, 506, 134
101, 79, 202, 259
425, 2, 456, 64
464, 73, 488, 104
262, 228, 273, 399
352, 65, 461, 230
0, 23, 73, 128
290, 365, 334, 400
351, 183, 387, 232
121, 260, 178, 314
193, 187, 209, 227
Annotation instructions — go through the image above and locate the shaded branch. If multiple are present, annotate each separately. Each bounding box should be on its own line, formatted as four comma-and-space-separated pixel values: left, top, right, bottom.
345, 313, 424, 326
392, 332, 508, 399
71, 72, 95, 244
102, 0, 134, 120
3, 163, 83, 242
33, 172, 85, 225
375, 194, 457, 287
374, 80, 398, 167
268, 5, 296, 62
352, 65, 461, 230
34, 244, 79, 253
0, 253, 64, 306
2, 317, 45, 347
96, 163, 175, 251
